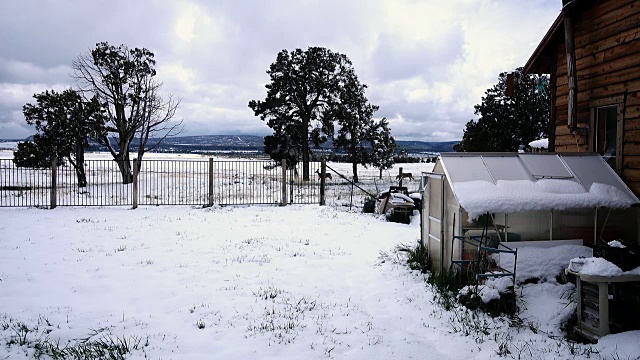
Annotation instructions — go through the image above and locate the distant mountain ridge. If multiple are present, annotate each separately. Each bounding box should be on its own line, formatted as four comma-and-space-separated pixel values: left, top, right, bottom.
2, 135, 459, 154
138, 135, 459, 154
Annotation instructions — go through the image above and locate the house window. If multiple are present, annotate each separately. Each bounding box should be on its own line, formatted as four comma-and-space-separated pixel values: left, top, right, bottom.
594, 105, 618, 170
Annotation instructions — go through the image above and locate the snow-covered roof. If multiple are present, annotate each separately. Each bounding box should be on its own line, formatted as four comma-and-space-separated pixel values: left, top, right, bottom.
438, 153, 639, 219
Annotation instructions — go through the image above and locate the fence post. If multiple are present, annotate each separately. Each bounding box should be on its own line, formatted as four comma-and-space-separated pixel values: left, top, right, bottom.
320, 158, 326, 206
132, 159, 138, 209
398, 166, 403, 187
281, 159, 287, 206
50, 156, 57, 209
208, 158, 214, 207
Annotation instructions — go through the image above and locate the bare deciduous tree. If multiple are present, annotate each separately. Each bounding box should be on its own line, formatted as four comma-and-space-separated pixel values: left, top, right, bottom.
72, 42, 182, 183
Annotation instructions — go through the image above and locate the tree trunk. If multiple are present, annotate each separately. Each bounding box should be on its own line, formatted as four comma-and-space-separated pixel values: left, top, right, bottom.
73, 135, 87, 188
75, 167, 88, 188
302, 118, 310, 181
116, 138, 133, 184
352, 160, 359, 183
379, 168, 382, 179
116, 155, 133, 184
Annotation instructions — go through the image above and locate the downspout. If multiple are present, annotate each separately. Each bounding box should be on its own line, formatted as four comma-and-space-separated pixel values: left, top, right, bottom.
563, 0, 578, 132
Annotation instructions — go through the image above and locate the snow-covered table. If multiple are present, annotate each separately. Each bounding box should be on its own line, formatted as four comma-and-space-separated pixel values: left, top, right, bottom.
566, 269, 640, 340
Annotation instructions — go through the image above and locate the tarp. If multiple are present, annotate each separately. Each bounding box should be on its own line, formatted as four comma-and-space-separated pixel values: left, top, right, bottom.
439, 153, 640, 219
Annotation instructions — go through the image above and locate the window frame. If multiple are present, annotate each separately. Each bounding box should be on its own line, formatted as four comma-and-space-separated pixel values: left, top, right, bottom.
589, 96, 624, 173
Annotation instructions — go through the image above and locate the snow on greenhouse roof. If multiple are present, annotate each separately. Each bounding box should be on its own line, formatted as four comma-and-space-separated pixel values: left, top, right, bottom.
438, 153, 639, 219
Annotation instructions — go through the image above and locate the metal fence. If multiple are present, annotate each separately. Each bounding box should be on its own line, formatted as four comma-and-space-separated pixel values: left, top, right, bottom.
0, 158, 323, 208
288, 161, 321, 204
56, 160, 133, 207
323, 165, 402, 210
0, 159, 52, 207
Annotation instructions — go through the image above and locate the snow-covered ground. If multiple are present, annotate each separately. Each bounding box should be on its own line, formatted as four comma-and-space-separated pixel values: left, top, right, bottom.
1, 205, 638, 359
0, 150, 433, 177
0, 142, 18, 151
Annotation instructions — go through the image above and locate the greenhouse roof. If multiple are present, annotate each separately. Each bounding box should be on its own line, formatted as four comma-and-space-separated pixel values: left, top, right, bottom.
438, 153, 640, 219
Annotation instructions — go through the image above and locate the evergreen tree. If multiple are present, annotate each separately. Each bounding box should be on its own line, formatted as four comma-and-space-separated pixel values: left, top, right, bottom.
13, 137, 62, 169
455, 68, 549, 152
13, 89, 105, 187
370, 118, 397, 179
249, 47, 359, 180
332, 75, 379, 183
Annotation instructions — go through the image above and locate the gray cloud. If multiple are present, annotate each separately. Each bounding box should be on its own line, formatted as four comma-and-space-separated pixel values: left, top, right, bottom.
0, 0, 560, 141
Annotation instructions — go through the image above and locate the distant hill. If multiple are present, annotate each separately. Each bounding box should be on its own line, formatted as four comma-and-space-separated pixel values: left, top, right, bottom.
3, 135, 459, 154
395, 140, 459, 153
139, 135, 459, 154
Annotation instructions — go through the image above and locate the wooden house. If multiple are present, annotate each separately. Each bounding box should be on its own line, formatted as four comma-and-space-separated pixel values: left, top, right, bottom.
523, 0, 640, 194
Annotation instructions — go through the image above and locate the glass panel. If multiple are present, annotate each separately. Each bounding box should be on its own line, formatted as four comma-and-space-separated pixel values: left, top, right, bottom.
519, 154, 573, 179
441, 156, 493, 183
596, 208, 638, 245
483, 156, 533, 181
596, 105, 618, 170
429, 218, 441, 240
561, 155, 624, 193
506, 211, 550, 241
553, 208, 594, 244
428, 176, 442, 216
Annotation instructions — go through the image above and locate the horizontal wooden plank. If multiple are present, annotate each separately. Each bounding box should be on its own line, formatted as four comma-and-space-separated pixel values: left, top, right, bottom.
575, 7, 640, 49
624, 129, 640, 143
589, 81, 640, 101
553, 92, 639, 120
555, 79, 640, 105
624, 181, 640, 196
555, 125, 571, 136
622, 168, 640, 182
577, 26, 640, 62
575, 1, 640, 38
559, 58, 640, 89
556, 63, 640, 89
554, 90, 593, 105
555, 144, 589, 152
622, 142, 640, 155
555, 100, 591, 114
555, 123, 590, 136
623, 155, 640, 169
625, 104, 640, 119
555, 134, 588, 146
624, 118, 640, 131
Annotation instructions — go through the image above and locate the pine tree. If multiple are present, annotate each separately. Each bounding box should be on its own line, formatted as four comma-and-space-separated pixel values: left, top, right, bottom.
370, 118, 397, 179
249, 47, 359, 180
332, 75, 379, 183
14, 89, 105, 187
455, 68, 549, 152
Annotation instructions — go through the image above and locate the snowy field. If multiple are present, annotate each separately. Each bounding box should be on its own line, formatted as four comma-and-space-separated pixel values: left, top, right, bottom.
1, 204, 639, 360
1, 148, 639, 359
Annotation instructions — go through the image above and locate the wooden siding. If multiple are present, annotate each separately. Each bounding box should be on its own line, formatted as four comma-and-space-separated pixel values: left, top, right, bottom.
551, 0, 640, 191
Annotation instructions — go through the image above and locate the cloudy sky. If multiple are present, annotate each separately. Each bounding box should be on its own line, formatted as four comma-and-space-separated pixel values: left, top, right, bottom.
0, 0, 561, 142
